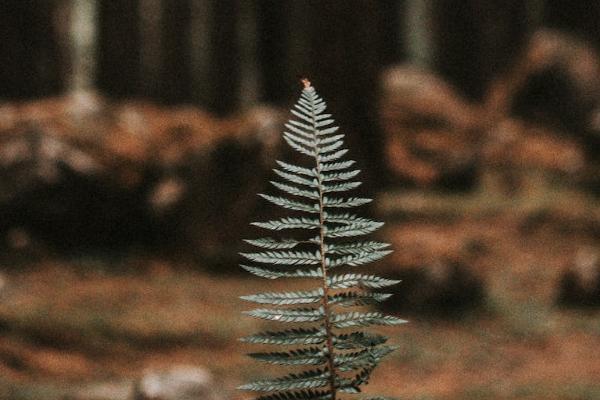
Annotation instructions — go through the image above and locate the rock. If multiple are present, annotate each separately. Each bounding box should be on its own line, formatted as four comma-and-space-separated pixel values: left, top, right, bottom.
134, 365, 225, 400
68, 380, 134, 400
0, 95, 284, 256
379, 260, 486, 318
557, 247, 600, 307
379, 66, 482, 191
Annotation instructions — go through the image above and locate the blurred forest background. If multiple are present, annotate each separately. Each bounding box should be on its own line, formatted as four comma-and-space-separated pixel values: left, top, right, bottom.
0, 1, 599, 399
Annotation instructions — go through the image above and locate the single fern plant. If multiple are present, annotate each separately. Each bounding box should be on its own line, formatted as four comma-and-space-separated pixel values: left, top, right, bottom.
239, 79, 406, 400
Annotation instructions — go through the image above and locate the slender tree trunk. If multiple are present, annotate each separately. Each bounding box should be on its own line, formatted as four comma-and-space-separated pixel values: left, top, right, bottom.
69, 0, 97, 93
207, 0, 240, 115
159, 0, 193, 104
432, 0, 530, 101
139, 0, 163, 99
306, 1, 402, 188
0, 0, 64, 99
97, 0, 141, 99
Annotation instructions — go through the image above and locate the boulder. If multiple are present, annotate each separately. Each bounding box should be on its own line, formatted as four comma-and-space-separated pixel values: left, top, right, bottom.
134, 365, 225, 400
557, 247, 600, 308
0, 93, 285, 256
378, 260, 486, 318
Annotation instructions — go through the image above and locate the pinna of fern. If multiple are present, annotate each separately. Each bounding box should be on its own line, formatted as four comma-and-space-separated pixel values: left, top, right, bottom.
239, 79, 406, 400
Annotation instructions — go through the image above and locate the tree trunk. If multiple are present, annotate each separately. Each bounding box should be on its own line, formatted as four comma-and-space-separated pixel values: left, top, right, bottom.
159, 0, 193, 104
96, 0, 141, 99
0, 0, 64, 99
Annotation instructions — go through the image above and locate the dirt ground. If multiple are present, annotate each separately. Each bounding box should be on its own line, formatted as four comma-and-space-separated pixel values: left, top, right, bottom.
0, 191, 599, 400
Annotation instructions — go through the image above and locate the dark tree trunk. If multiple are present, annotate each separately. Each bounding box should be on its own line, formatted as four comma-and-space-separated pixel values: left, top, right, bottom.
96, 0, 141, 99
432, 0, 530, 101
207, 0, 240, 115
0, 0, 64, 100
304, 1, 403, 188
159, 0, 193, 104
257, 0, 291, 104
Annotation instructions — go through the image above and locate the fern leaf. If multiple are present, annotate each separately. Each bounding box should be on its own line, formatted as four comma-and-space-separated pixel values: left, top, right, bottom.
322, 196, 372, 208
320, 160, 355, 172
331, 312, 408, 328
326, 241, 390, 255
329, 292, 392, 307
240, 81, 404, 399
259, 194, 319, 213
239, 369, 330, 391
252, 217, 320, 231
241, 328, 327, 345
333, 332, 388, 350
324, 222, 383, 238
318, 140, 345, 155
241, 250, 320, 265
326, 250, 393, 268
322, 181, 362, 193
274, 169, 318, 188
241, 288, 324, 305
244, 307, 325, 323
276, 160, 315, 177
249, 347, 326, 366
284, 136, 316, 157
256, 389, 333, 400
328, 274, 401, 289
319, 149, 349, 163
240, 265, 323, 280
316, 126, 340, 136
272, 181, 320, 200
335, 345, 397, 372
244, 238, 301, 250
290, 109, 316, 125
321, 169, 361, 182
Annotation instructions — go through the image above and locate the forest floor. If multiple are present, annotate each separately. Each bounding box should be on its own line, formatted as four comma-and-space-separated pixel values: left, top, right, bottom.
0, 190, 599, 400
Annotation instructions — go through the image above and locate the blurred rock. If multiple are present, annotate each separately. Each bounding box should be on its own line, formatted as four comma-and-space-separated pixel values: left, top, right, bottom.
0, 95, 284, 256
379, 260, 485, 317
557, 247, 600, 308
379, 66, 482, 191
68, 380, 134, 400
134, 365, 224, 400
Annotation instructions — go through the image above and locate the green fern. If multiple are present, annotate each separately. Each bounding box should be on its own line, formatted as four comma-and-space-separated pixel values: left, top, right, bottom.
239, 79, 406, 399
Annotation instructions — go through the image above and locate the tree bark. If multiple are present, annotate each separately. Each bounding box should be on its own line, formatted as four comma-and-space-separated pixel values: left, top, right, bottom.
96, 0, 141, 99
0, 0, 64, 99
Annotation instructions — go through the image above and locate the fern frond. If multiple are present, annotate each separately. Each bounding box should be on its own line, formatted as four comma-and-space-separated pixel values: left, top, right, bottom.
249, 347, 326, 366
241, 288, 324, 305
256, 389, 332, 400
276, 160, 315, 177
240, 81, 404, 399
272, 181, 320, 200
319, 160, 355, 172
333, 332, 388, 350
326, 241, 390, 255
329, 292, 392, 307
245, 307, 325, 323
241, 328, 327, 345
274, 169, 318, 188
321, 170, 361, 182
322, 196, 372, 208
241, 250, 320, 265
240, 265, 323, 280
331, 312, 407, 328
326, 250, 393, 268
252, 217, 320, 231
259, 194, 319, 213
244, 238, 302, 250
239, 369, 330, 391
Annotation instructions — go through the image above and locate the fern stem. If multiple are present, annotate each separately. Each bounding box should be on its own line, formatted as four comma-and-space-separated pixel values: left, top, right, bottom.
309, 86, 338, 399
